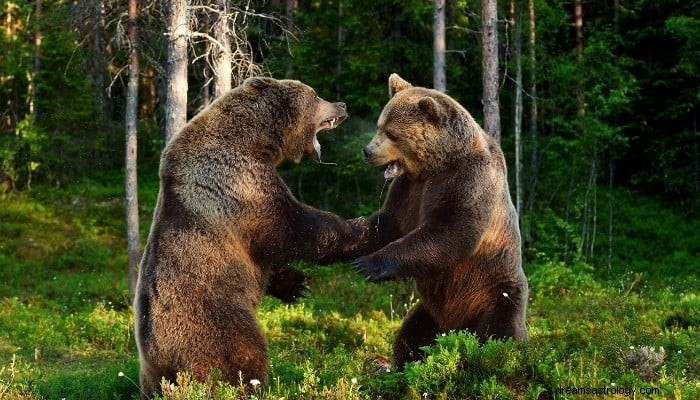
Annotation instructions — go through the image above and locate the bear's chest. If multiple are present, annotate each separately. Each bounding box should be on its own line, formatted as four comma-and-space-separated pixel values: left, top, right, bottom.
395, 181, 428, 233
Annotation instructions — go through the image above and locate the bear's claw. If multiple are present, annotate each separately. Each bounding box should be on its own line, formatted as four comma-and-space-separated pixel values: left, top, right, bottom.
267, 265, 310, 303
352, 256, 397, 283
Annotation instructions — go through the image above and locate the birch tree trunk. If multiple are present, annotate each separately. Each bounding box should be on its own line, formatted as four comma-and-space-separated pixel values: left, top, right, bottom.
213, 0, 231, 98
481, 0, 501, 142
125, 0, 140, 294
164, 0, 189, 143
433, 0, 446, 92
511, 1, 523, 225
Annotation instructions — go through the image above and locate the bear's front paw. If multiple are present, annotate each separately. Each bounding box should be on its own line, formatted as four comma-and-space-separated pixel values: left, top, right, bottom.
352, 255, 398, 283
267, 265, 310, 303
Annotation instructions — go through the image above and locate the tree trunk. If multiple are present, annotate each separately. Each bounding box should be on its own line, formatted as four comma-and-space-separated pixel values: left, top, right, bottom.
573, 0, 596, 261
575, 0, 584, 61
285, 0, 296, 34
433, 0, 446, 92
213, 0, 231, 98
511, 1, 523, 226
481, 0, 500, 142
526, 0, 538, 223
336, 0, 344, 99
26, 0, 42, 190
92, 0, 108, 118
125, 0, 140, 295
164, 0, 189, 143
29, 0, 41, 124
284, 0, 296, 76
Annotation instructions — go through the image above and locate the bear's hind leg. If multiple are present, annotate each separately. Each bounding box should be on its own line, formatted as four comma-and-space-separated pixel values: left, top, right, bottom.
191, 308, 270, 387
138, 359, 169, 399
474, 303, 528, 342
393, 304, 441, 370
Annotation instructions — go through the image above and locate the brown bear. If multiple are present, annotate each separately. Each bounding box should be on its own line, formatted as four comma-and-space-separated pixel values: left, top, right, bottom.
350, 74, 528, 368
134, 76, 367, 397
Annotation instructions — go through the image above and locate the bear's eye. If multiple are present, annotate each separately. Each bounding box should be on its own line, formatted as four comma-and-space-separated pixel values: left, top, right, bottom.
385, 131, 398, 141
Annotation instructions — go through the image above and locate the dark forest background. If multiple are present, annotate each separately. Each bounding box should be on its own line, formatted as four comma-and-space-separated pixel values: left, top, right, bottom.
1, 0, 698, 272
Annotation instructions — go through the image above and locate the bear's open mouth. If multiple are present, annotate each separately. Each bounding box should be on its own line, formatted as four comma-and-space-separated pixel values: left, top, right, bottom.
384, 161, 403, 179
312, 116, 345, 160
317, 117, 341, 132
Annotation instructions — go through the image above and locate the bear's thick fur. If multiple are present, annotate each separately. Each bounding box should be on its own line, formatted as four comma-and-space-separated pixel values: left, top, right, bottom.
352, 74, 528, 368
134, 77, 366, 397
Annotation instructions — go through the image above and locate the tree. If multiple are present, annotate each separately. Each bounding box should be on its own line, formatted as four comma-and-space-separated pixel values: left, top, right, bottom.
164, 0, 189, 143
510, 0, 523, 227
30, 0, 41, 124
481, 0, 500, 142
90, 0, 108, 118
433, 0, 446, 92
125, 0, 140, 294
23, 0, 43, 190
285, 0, 297, 76
212, 0, 231, 97
526, 0, 538, 225
574, 0, 583, 61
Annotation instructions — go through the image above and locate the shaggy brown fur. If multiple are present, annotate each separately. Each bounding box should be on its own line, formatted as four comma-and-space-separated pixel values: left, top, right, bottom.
337, 74, 528, 369
134, 77, 367, 397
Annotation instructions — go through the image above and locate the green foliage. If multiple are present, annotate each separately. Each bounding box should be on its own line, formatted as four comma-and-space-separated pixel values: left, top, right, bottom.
4, 177, 699, 399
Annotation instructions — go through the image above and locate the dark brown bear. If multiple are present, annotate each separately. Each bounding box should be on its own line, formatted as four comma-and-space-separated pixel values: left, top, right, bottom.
134, 77, 366, 397
352, 74, 528, 368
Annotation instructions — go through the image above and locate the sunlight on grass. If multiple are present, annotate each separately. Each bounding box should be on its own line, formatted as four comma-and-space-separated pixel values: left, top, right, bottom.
0, 183, 698, 399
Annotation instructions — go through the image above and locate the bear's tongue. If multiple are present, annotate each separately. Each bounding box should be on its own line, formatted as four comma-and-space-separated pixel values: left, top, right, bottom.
384, 162, 402, 179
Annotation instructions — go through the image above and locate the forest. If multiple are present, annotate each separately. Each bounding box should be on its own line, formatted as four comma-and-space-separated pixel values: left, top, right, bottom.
0, 0, 698, 399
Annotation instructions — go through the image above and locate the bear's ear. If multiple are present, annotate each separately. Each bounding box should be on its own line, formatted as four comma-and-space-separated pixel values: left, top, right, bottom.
418, 97, 441, 123
389, 73, 412, 97
242, 76, 272, 95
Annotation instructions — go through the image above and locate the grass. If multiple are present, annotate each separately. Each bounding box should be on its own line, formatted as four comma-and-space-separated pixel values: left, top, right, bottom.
0, 176, 698, 399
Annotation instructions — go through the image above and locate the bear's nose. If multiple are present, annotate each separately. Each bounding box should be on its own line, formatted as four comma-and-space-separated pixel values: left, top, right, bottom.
363, 147, 372, 161
336, 102, 346, 109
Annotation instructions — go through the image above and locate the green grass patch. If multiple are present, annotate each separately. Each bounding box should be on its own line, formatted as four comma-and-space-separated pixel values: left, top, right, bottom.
1, 179, 698, 399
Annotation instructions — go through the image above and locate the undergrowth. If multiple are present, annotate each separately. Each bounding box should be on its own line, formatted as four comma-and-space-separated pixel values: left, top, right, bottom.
0, 179, 697, 399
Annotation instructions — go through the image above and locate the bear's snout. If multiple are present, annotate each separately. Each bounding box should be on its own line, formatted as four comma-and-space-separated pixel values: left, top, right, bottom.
363, 146, 372, 161
335, 102, 346, 110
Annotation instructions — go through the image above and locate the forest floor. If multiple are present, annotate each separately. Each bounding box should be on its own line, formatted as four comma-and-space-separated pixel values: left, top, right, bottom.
0, 175, 698, 399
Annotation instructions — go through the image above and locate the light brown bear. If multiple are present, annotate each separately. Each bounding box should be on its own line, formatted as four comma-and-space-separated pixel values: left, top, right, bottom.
351, 74, 528, 368
134, 77, 367, 397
